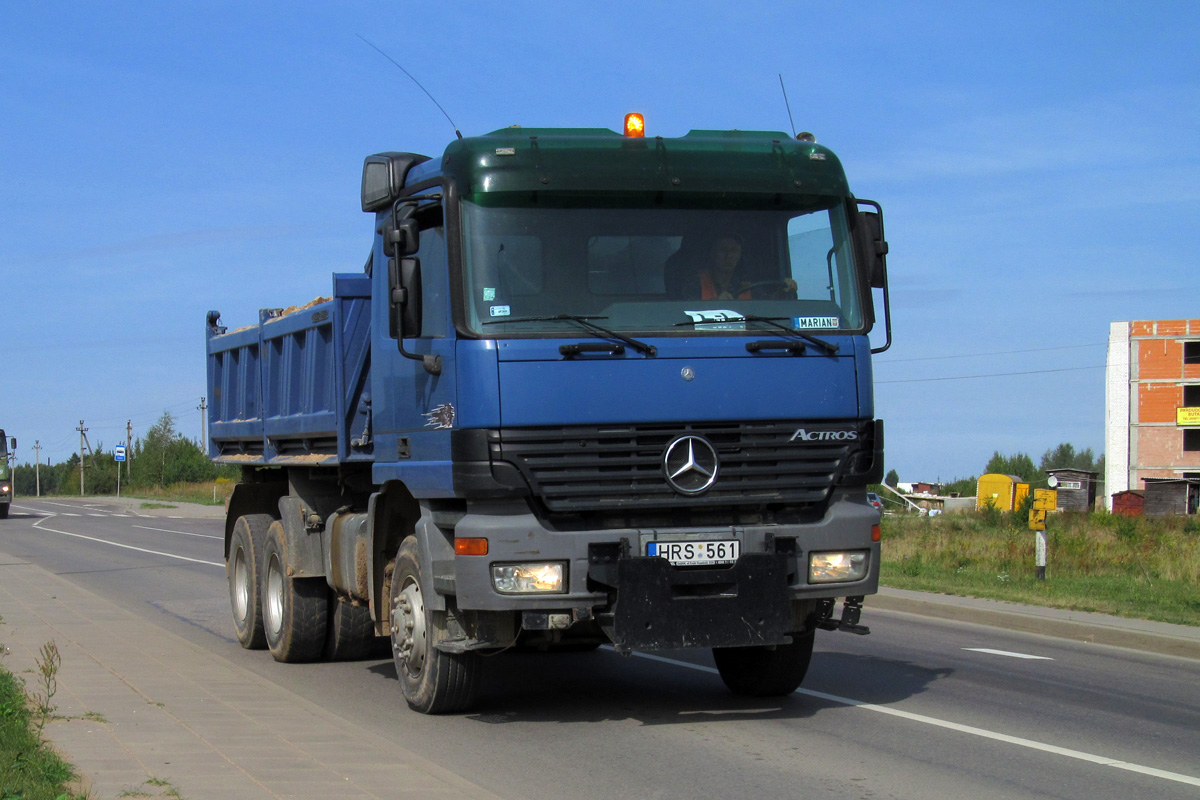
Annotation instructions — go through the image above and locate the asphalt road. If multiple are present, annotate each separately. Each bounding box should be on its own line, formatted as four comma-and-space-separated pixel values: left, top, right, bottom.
3, 497, 1198, 800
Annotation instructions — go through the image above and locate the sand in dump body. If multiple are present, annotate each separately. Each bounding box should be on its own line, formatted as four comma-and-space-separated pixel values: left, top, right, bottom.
218, 297, 333, 335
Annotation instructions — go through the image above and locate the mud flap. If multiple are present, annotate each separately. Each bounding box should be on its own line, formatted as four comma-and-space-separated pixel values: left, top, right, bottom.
611, 554, 793, 651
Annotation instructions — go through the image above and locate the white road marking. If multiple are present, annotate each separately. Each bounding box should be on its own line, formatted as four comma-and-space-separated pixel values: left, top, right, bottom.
963, 648, 1053, 660
132, 524, 222, 541
87, 513, 106, 517
62, 513, 81, 517
624, 650, 1200, 788
30, 518, 223, 568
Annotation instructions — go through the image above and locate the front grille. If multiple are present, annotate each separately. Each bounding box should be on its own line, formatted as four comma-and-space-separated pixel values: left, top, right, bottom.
491, 421, 871, 513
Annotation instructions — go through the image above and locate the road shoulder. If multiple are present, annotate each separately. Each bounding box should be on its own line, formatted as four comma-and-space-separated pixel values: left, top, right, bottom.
870, 586, 1200, 660
0, 544, 501, 800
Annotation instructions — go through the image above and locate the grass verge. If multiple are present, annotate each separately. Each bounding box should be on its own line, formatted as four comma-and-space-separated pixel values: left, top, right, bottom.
0, 667, 83, 800
120, 481, 234, 507
881, 511, 1200, 627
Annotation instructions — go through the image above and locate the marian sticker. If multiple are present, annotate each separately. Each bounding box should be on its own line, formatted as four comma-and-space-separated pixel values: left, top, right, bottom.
792, 316, 840, 329
490, 305, 511, 317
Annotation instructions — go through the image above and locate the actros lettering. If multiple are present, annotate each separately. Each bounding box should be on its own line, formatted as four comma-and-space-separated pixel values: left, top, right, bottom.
790, 428, 858, 442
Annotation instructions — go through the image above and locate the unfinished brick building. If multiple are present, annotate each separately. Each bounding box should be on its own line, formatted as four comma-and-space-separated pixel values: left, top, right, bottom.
1105, 319, 1200, 510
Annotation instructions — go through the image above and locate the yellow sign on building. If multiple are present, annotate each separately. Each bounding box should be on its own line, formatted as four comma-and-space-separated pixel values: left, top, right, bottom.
1179, 407, 1200, 426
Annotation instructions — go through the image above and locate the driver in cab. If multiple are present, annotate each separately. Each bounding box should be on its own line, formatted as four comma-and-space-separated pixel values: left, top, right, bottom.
681, 234, 798, 300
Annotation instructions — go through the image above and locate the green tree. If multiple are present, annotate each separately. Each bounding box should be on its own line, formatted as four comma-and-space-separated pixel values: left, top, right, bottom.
129, 411, 220, 489
1040, 443, 1103, 473
984, 451, 1043, 484
884, 468, 899, 487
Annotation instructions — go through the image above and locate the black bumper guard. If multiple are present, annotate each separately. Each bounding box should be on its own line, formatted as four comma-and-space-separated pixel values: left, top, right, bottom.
607, 554, 793, 651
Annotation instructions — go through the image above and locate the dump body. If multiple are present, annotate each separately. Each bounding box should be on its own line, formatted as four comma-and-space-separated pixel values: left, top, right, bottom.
207, 124, 890, 711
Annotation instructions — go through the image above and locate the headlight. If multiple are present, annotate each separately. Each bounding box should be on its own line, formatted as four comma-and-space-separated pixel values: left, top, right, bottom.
0, 484, 9, 493
492, 563, 566, 594
809, 551, 868, 583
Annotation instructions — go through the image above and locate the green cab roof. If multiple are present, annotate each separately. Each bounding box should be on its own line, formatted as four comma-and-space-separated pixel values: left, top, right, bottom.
439, 126, 851, 197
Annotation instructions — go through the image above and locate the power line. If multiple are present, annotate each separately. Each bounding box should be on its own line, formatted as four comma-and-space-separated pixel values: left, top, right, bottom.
877, 364, 1105, 385
876, 342, 1106, 365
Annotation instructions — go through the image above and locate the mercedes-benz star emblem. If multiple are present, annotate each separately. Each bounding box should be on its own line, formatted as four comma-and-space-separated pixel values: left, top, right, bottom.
662, 435, 719, 495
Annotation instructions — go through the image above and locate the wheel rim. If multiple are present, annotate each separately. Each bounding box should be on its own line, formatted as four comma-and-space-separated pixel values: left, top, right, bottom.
264, 552, 284, 638
392, 578, 427, 677
231, 545, 250, 623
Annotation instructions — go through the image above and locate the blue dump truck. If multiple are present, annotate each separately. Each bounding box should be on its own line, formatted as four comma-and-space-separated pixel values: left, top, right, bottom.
206, 117, 891, 713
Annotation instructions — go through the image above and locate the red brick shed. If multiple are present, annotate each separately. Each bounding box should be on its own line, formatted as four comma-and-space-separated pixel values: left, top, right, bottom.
1111, 490, 1145, 517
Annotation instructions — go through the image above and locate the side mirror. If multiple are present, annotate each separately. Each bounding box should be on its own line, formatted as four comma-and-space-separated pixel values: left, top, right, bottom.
854, 199, 891, 354
8, 438, 15, 451
383, 218, 419, 258
854, 207, 888, 288
389, 257, 441, 376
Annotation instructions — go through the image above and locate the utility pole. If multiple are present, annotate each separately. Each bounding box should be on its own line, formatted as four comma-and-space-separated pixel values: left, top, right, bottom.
198, 397, 208, 448
126, 419, 133, 479
77, 420, 88, 496
33, 440, 41, 497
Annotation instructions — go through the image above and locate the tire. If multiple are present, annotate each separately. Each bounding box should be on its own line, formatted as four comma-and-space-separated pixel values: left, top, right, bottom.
0, 504, 8, 519
712, 629, 816, 697
262, 520, 328, 663
227, 513, 271, 649
325, 593, 377, 660
390, 536, 480, 714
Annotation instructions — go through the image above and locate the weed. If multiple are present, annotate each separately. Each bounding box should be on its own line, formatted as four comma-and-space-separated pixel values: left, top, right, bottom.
30, 642, 60, 743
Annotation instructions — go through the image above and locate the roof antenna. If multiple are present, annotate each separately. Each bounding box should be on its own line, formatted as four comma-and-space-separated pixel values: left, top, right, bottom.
357, 34, 462, 139
778, 73, 797, 139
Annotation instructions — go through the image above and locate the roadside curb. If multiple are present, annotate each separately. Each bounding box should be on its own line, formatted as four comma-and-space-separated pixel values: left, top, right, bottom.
868, 587, 1200, 661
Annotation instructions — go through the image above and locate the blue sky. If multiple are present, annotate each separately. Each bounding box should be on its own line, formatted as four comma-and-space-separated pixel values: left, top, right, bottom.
2, 1, 1197, 482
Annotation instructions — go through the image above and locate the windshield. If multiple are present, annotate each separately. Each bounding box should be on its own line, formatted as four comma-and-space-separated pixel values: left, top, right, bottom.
460, 192, 864, 336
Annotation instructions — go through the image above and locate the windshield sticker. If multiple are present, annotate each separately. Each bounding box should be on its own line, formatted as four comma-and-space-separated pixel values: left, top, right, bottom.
792, 316, 840, 329
482, 287, 496, 301
683, 309, 746, 330
490, 305, 511, 317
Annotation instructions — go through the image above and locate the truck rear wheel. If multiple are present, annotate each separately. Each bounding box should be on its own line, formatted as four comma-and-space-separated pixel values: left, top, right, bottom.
712, 629, 816, 696
227, 513, 270, 649
262, 521, 328, 663
325, 593, 377, 660
390, 536, 479, 714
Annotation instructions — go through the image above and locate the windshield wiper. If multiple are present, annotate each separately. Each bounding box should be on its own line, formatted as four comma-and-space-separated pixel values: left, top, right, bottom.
674, 315, 839, 354
483, 314, 657, 357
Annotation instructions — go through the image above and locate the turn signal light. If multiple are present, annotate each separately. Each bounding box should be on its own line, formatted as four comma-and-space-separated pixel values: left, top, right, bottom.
871, 524, 882, 542
624, 113, 645, 138
454, 537, 488, 556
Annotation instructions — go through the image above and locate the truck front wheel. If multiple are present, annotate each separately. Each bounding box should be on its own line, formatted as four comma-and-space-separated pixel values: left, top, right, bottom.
712, 629, 816, 696
262, 521, 328, 662
389, 536, 479, 714
228, 513, 272, 649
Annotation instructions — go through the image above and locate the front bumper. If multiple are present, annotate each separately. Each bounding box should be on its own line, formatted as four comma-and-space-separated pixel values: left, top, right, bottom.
447, 490, 879, 650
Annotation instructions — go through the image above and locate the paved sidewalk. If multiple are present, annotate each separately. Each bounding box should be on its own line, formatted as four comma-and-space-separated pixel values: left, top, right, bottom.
0, 554, 501, 800
869, 586, 1200, 660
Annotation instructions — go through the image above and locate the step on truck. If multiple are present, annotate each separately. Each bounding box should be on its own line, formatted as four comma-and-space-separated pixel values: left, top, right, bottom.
206, 115, 891, 713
